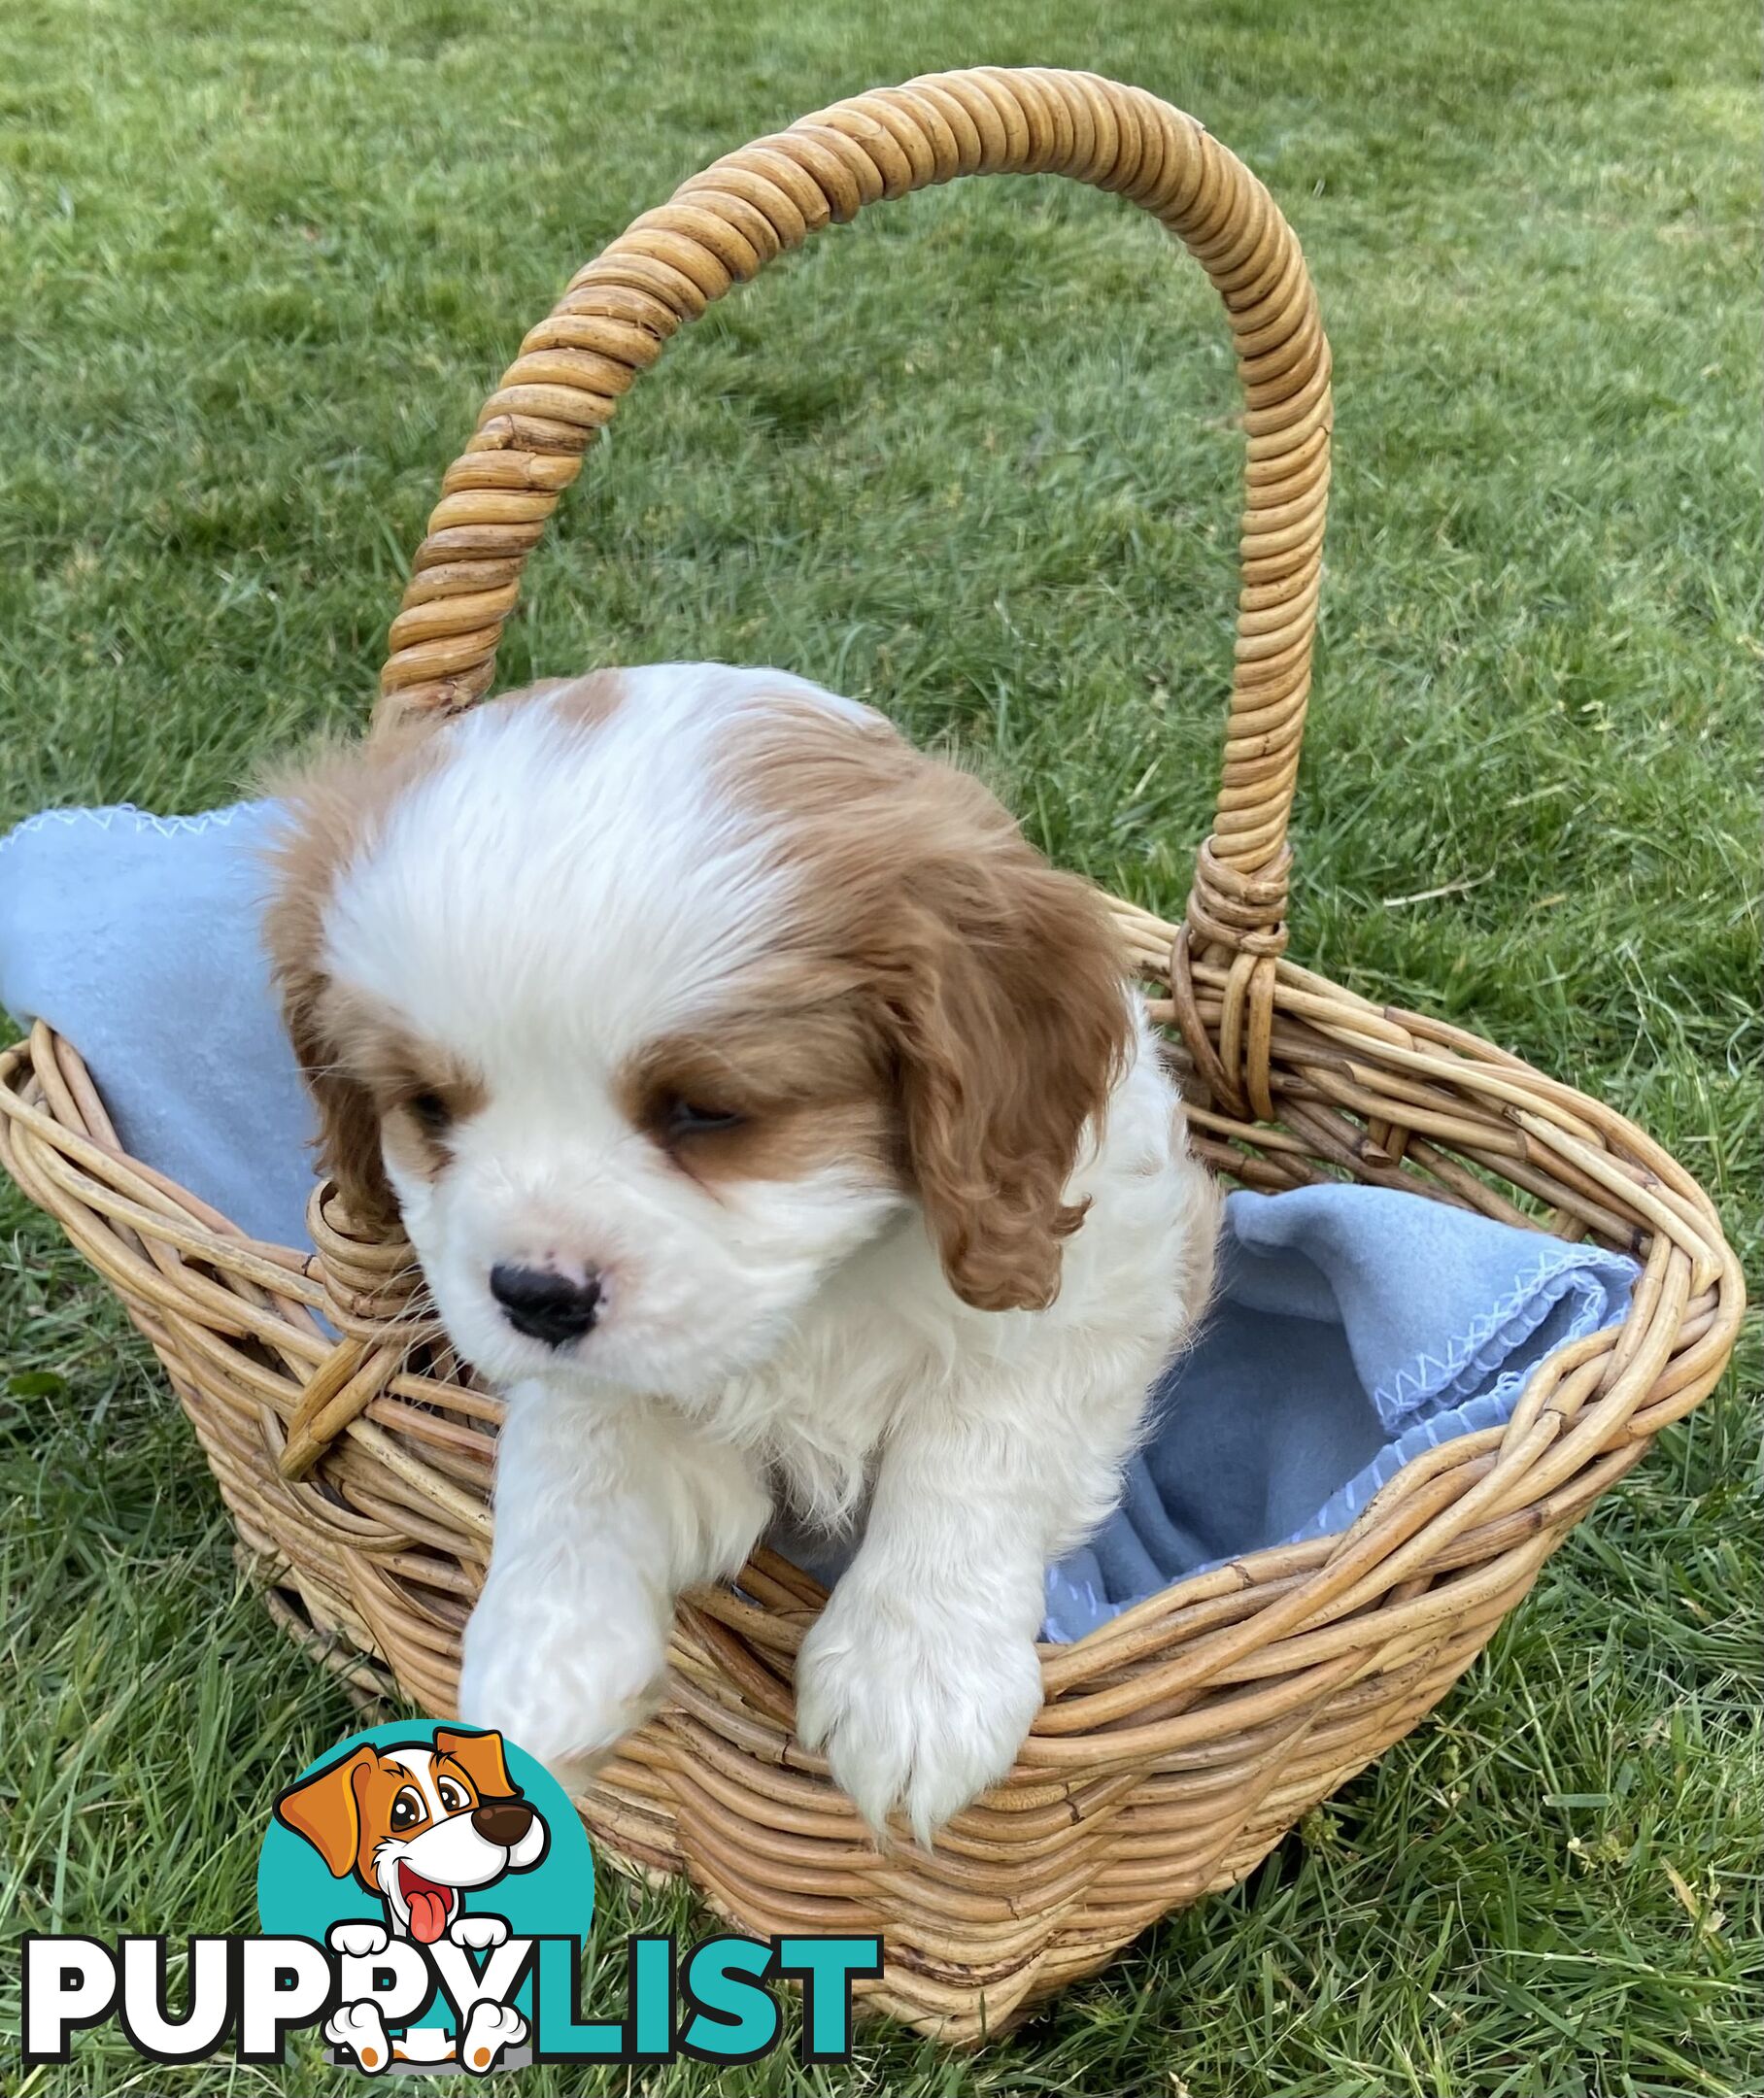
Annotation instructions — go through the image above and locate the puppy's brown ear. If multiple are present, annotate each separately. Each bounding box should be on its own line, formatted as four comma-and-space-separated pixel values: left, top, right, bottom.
273, 1747, 373, 1878
433, 1727, 520, 1801
890, 835, 1133, 1314
262, 755, 401, 1231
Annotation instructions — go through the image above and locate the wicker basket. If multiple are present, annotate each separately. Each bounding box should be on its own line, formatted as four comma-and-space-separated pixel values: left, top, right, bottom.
0, 67, 1744, 2046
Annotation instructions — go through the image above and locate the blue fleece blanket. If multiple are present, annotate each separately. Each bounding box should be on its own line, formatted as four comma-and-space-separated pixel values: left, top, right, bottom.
0, 801, 1639, 1640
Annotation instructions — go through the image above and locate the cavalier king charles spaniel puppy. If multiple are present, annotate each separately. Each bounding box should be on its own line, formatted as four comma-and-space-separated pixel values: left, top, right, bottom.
268, 664, 1217, 1841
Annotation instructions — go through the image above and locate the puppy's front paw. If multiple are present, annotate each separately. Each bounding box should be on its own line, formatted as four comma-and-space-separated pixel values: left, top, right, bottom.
449, 1912, 509, 1950
458, 1588, 668, 1796
795, 1595, 1044, 1844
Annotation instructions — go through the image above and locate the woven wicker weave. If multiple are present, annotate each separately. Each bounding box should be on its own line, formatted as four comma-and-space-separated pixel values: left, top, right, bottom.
0, 68, 1743, 2045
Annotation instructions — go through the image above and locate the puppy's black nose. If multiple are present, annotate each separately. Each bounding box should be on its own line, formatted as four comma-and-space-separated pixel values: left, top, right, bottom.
489, 1263, 600, 1346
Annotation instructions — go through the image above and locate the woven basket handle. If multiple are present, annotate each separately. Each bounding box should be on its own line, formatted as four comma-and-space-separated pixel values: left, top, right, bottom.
375, 66, 1331, 961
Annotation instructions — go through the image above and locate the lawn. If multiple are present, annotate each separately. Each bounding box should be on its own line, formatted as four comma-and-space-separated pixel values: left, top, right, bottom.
1, 0, 1758, 2091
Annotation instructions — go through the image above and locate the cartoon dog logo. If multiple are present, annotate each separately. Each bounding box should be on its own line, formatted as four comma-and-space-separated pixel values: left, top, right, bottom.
273, 1726, 549, 2071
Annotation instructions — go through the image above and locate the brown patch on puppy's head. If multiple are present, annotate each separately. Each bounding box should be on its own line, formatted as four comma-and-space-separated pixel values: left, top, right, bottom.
726, 696, 1133, 1313
618, 1001, 899, 1194
263, 733, 440, 1229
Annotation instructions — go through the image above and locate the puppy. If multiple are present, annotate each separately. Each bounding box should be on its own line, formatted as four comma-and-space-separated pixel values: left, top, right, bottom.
268, 664, 1218, 1841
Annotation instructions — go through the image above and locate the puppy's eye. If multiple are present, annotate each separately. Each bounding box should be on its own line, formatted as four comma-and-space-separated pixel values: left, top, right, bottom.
436, 1777, 469, 1813
657, 1093, 746, 1141
389, 1787, 424, 1832
407, 1090, 453, 1138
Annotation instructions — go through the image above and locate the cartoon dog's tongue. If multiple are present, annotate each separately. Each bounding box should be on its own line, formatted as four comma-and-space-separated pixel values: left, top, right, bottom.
399, 1864, 453, 1945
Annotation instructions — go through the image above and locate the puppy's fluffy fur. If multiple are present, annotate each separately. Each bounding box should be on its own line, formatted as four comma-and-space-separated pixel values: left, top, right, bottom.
268, 665, 1218, 1839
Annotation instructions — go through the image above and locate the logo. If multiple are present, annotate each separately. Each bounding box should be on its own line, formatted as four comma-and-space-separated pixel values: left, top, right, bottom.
258, 1720, 584, 2071
22, 1719, 881, 2074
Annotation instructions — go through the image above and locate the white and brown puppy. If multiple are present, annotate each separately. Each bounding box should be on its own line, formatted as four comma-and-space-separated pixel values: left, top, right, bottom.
268, 664, 1217, 1841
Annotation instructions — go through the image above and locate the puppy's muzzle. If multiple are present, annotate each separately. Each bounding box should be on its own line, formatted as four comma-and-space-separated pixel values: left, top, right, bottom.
489, 1263, 601, 1347
471, 1798, 537, 1846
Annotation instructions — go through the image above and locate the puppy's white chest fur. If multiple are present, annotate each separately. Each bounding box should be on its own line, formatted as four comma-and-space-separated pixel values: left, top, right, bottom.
724, 1007, 1205, 1542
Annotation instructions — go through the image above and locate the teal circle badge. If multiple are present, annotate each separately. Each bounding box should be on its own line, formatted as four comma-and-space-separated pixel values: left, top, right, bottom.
257, 1721, 593, 2072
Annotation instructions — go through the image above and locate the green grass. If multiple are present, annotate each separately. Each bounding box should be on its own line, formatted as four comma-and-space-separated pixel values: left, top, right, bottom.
2, 0, 1759, 2090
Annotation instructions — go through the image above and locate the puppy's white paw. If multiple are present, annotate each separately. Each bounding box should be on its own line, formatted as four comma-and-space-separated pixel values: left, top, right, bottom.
458, 1589, 667, 1796
796, 1593, 1044, 1844
326, 1919, 390, 1959
448, 1912, 509, 1950
458, 1999, 527, 2074
325, 1999, 392, 2074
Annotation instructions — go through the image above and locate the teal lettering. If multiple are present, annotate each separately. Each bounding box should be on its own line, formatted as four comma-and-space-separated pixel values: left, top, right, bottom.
629, 1935, 673, 2057
776, 1935, 882, 2059
680, 1937, 779, 2062
531, 1937, 624, 2059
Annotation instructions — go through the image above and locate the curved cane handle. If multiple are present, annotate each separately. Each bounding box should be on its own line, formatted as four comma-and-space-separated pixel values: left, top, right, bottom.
375, 67, 1330, 961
